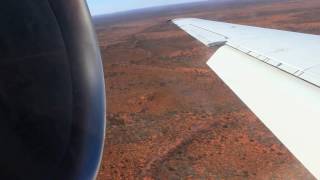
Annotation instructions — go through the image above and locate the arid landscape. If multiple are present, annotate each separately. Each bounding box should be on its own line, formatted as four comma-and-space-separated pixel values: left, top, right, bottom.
94, 0, 320, 179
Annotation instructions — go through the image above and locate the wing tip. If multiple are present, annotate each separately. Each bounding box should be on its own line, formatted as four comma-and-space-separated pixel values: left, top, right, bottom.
169, 17, 199, 25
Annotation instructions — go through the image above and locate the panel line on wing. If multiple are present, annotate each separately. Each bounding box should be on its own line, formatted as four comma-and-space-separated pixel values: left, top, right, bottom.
226, 41, 303, 77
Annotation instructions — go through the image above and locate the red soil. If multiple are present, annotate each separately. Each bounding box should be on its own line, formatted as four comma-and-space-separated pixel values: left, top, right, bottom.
94, 0, 320, 179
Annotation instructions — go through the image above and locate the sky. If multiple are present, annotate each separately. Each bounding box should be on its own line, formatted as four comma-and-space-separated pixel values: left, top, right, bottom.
87, 0, 206, 15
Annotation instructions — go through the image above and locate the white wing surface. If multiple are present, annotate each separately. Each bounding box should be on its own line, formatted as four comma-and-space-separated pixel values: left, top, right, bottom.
173, 18, 320, 87
173, 18, 320, 178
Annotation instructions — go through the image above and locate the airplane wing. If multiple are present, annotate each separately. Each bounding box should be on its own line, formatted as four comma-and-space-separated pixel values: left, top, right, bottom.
172, 18, 320, 179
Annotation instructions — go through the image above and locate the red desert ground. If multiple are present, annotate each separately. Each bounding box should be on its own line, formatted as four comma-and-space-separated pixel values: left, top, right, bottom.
94, 0, 320, 179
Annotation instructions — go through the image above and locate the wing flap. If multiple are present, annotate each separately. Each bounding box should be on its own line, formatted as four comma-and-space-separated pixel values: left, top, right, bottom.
208, 46, 320, 178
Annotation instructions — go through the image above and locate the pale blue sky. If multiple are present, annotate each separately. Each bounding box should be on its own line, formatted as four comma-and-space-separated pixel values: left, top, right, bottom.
87, 0, 206, 15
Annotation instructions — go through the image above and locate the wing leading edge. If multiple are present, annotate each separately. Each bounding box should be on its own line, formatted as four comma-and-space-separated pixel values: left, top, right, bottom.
173, 18, 320, 178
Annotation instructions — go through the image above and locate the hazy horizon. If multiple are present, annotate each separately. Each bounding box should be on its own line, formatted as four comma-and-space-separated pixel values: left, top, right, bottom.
87, 0, 207, 15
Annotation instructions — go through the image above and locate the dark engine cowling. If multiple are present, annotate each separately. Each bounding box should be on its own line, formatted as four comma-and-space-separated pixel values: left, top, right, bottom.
0, 0, 105, 179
